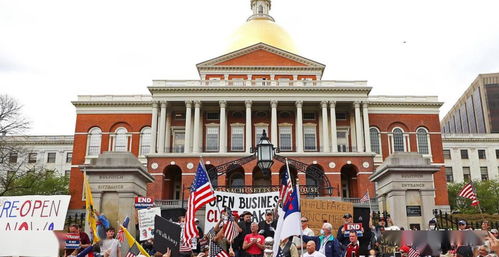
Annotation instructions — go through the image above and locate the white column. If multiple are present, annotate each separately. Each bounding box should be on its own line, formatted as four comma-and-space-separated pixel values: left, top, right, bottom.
271, 100, 278, 144
150, 102, 159, 153
184, 100, 192, 153
158, 101, 167, 153
321, 101, 330, 152
363, 102, 371, 153
219, 100, 227, 153
295, 100, 303, 153
330, 101, 338, 152
245, 100, 252, 153
165, 109, 172, 153
192, 100, 201, 153
354, 101, 364, 152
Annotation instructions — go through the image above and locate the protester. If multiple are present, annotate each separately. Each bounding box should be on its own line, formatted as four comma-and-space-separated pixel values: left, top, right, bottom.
345, 231, 360, 257
303, 222, 343, 257
482, 221, 491, 231
242, 222, 265, 257
428, 219, 438, 230
193, 218, 204, 254
293, 216, 315, 253
258, 210, 277, 238
99, 227, 121, 257
178, 216, 193, 257
458, 220, 468, 231
234, 211, 253, 257
303, 241, 326, 257
278, 237, 299, 257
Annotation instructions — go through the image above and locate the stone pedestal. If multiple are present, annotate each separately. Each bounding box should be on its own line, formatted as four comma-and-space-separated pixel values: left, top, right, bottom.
81, 152, 154, 237
370, 152, 440, 230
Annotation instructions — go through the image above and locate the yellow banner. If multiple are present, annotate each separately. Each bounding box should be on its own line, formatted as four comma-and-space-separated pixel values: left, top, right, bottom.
301, 199, 353, 235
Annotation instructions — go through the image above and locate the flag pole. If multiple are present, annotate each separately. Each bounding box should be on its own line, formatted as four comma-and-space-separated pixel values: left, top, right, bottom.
287, 158, 304, 257
471, 182, 485, 221
367, 191, 373, 215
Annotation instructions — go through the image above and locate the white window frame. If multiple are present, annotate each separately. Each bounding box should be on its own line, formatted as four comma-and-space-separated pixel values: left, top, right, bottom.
416, 127, 431, 156
139, 127, 152, 156
230, 125, 245, 152
254, 124, 269, 146
172, 129, 185, 153
303, 125, 317, 151
86, 127, 102, 157
336, 127, 350, 152
279, 124, 293, 151
205, 125, 220, 152
112, 127, 130, 152
389, 127, 409, 154
369, 127, 382, 156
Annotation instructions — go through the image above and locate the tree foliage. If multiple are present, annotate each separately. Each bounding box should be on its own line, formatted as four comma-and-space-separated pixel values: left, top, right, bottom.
448, 180, 499, 214
1, 170, 69, 196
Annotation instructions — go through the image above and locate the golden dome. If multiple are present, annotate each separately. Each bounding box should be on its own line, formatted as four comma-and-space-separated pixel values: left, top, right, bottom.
226, 18, 298, 54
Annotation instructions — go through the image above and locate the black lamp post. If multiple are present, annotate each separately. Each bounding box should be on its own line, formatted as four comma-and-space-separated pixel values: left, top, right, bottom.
256, 130, 275, 177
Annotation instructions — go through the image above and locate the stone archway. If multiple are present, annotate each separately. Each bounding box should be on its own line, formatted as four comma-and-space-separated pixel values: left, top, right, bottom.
226, 164, 245, 188
306, 164, 325, 196
340, 164, 358, 198
164, 165, 182, 200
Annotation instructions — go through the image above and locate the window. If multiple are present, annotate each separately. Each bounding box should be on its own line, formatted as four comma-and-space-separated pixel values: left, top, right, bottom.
337, 131, 348, 152
496, 149, 499, 159
258, 5, 263, 14
28, 153, 37, 163
416, 128, 429, 154
231, 78, 244, 86
304, 126, 317, 151
277, 78, 290, 86
114, 128, 128, 152
9, 153, 18, 163
65, 170, 71, 177
173, 130, 185, 153
461, 149, 469, 159
303, 112, 316, 120
206, 127, 219, 152
370, 127, 381, 154
87, 127, 102, 156
279, 126, 292, 151
443, 150, 451, 159
66, 152, 72, 163
463, 167, 471, 182
140, 127, 152, 155
478, 150, 486, 159
393, 128, 405, 152
336, 113, 347, 120
480, 167, 488, 181
255, 126, 268, 145
174, 112, 185, 120
231, 126, 244, 151
445, 167, 454, 183
206, 112, 220, 120
47, 152, 56, 163
279, 111, 291, 119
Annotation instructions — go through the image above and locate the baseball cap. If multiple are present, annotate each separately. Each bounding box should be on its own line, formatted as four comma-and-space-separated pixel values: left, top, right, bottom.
242, 211, 253, 216
491, 229, 498, 234
458, 220, 466, 225
343, 213, 352, 218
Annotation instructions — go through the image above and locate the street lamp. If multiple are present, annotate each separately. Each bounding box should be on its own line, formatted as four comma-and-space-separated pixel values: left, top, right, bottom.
256, 130, 275, 177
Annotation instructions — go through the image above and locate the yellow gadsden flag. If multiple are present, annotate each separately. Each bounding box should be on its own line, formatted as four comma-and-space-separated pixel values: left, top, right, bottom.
120, 225, 151, 257
84, 172, 100, 243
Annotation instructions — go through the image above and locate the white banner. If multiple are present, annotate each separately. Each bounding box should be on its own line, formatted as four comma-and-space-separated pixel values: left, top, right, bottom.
138, 207, 161, 241
204, 191, 279, 232
0, 195, 70, 231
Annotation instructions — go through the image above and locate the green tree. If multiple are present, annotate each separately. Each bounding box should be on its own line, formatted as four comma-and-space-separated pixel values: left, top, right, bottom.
3, 169, 69, 196
448, 180, 499, 214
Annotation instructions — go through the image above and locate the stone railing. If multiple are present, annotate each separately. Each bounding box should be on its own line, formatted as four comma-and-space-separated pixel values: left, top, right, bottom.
151, 80, 368, 88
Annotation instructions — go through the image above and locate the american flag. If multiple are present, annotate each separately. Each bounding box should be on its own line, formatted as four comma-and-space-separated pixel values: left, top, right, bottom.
458, 182, 479, 206
279, 160, 293, 206
125, 243, 140, 257
223, 209, 239, 243
183, 162, 216, 246
360, 191, 370, 203
209, 239, 230, 257
408, 246, 420, 257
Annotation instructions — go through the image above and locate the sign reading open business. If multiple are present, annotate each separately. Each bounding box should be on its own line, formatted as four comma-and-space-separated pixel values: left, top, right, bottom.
205, 191, 279, 231
0, 195, 70, 231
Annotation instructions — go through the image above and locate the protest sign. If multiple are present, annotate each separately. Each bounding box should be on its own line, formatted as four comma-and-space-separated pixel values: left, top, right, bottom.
301, 199, 353, 235
343, 223, 363, 237
154, 215, 181, 256
205, 191, 279, 231
0, 195, 70, 231
135, 197, 154, 209
65, 233, 80, 249
138, 207, 161, 241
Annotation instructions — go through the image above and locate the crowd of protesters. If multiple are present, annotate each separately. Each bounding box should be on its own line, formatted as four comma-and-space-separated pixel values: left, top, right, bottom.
64, 211, 499, 257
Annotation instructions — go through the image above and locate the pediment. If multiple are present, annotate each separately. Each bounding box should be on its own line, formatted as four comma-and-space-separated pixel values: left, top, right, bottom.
196, 43, 325, 68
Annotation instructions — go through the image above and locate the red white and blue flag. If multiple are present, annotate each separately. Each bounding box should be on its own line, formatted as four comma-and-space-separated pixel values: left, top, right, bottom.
360, 191, 370, 203
458, 182, 479, 206
183, 162, 216, 246
223, 208, 239, 243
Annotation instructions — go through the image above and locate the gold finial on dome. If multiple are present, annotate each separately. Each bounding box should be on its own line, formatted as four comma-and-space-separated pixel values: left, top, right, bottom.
248, 0, 274, 22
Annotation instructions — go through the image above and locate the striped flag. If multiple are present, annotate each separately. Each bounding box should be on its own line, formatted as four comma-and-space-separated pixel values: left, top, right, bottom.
125, 243, 141, 257
458, 182, 480, 206
209, 239, 230, 257
360, 191, 370, 203
408, 246, 421, 257
183, 162, 216, 246
223, 209, 239, 243
278, 163, 293, 205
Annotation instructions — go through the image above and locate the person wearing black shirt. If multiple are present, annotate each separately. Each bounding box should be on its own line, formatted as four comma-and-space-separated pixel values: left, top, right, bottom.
234, 211, 253, 257
258, 210, 277, 238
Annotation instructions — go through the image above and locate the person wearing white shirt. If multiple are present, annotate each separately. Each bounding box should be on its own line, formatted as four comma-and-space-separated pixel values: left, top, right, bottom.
303, 241, 326, 257
293, 217, 315, 253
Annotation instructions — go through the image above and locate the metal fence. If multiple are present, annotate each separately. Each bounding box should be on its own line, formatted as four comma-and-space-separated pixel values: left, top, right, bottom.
435, 210, 498, 230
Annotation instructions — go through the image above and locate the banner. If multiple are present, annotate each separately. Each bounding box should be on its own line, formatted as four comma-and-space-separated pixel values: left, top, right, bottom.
205, 191, 279, 232
65, 233, 81, 249
138, 207, 161, 241
0, 195, 70, 231
301, 199, 353, 235
135, 197, 154, 209
154, 215, 181, 257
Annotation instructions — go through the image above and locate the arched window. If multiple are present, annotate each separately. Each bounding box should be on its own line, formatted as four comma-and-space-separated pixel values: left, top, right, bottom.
87, 127, 102, 156
417, 127, 430, 154
228, 172, 244, 187
140, 127, 151, 155
114, 127, 128, 152
393, 128, 405, 152
258, 5, 264, 14
369, 127, 381, 154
